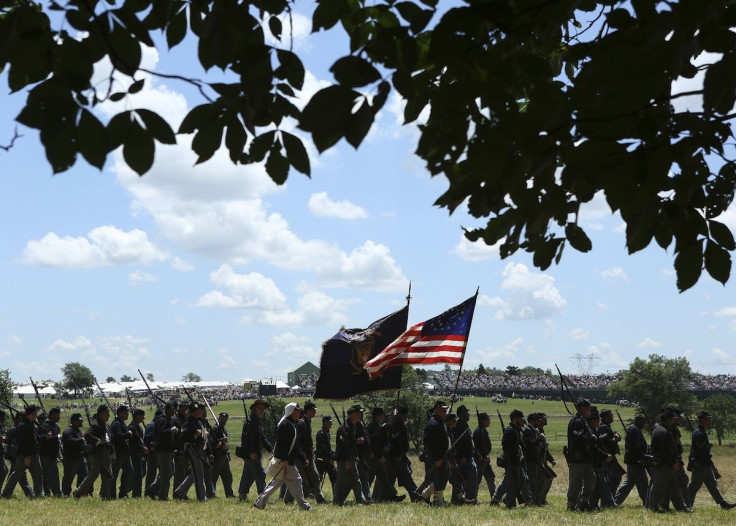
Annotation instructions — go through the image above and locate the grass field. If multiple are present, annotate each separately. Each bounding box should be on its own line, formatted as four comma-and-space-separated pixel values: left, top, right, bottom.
3, 395, 736, 525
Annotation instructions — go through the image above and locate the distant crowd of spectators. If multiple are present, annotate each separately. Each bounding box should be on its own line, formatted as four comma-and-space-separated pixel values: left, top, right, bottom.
428, 371, 736, 393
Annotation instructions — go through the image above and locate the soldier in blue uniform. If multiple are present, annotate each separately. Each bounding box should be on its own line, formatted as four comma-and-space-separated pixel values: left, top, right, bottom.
422, 400, 451, 506
687, 411, 736, 509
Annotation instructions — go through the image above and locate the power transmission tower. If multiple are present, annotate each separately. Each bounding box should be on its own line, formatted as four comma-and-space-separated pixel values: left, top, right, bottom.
571, 353, 600, 377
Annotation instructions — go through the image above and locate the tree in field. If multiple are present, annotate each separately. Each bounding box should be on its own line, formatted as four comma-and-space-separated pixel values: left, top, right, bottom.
0, 369, 13, 404
702, 393, 736, 446
1, 0, 735, 290
477, 363, 487, 376
120, 374, 135, 382
182, 372, 202, 382
505, 365, 520, 376
146, 372, 155, 382
105, 376, 116, 383
608, 354, 696, 431
61, 362, 95, 393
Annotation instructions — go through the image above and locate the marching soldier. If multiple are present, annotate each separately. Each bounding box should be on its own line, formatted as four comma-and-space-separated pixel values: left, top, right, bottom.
587, 408, 616, 509
146, 400, 179, 500
614, 413, 649, 506
367, 407, 399, 502
74, 405, 114, 500
565, 398, 597, 511
535, 413, 556, 505
687, 411, 736, 509
171, 401, 189, 490
1, 405, 42, 498
0, 410, 7, 491
454, 406, 477, 504
333, 405, 367, 505
173, 402, 209, 501
143, 409, 160, 495
210, 411, 235, 498
128, 408, 148, 498
253, 402, 312, 511
647, 408, 688, 512
315, 416, 337, 491
238, 399, 273, 501
385, 406, 421, 502
355, 409, 373, 503
61, 413, 88, 496
37, 406, 62, 497
522, 413, 542, 505
473, 412, 495, 503
598, 409, 624, 496
501, 409, 532, 509
422, 400, 451, 506
286, 400, 326, 504
110, 405, 133, 499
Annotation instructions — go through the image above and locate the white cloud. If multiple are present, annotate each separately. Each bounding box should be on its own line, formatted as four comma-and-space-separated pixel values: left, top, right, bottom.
48, 336, 92, 352
569, 328, 589, 340
6, 334, 22, 346
23, 226, 167, 268
491, 263, 566, 320
171, 256, 194, 272
637, 338, 661, 348
197, 265, 287, 310
317, 241, 406, 291
477, 294, 505, 308
308, 192, 367, 219
715, 306, 736, 317
241, 291, 352, 326
730, 320, 736, 331
471, 337, 529, 367
128, 270, 158, 283
600, 267, 628, 281
451, 236, 500, 262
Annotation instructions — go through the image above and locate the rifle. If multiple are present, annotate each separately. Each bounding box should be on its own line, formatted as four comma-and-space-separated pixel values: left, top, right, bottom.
93, 378, 112, 409
615, 409, 629, 435
181, 385, 197, 405
242, 398, 249, 422
329, 403, 343, 426
138, 369, 165, 411
202, 395, 219, 424
77, 392, 93, 427
29, 377, 48, 417
497, 410, 505, 434
124, 388, 136, 410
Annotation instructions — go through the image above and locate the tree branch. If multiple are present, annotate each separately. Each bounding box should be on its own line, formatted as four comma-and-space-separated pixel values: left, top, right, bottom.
0, 128, 22, 152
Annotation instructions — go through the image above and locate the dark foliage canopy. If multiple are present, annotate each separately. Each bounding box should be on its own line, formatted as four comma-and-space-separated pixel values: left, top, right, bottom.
2, 0, 736, 290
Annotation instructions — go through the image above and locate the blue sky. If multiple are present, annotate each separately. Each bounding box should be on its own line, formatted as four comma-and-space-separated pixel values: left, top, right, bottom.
2, 5, 736, 385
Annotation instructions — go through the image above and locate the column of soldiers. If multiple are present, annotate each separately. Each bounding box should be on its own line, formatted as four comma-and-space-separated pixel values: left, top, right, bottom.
2, 396, 736, 514
562, 398, 736, 513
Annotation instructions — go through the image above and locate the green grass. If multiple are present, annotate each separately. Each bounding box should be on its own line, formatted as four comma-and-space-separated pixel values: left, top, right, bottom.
4, 396, 736, 525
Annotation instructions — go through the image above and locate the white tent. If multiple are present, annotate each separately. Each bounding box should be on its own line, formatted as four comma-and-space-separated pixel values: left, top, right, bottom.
13, 384, 56, 397
275, 380, 290, 389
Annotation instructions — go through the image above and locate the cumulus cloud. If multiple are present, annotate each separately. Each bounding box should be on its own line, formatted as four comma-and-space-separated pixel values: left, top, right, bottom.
171, 257, 194, 272
715, 307, 736, 317
23, 226, 167, 268
471, 337, 530, 367
48, 336, 93, 352
308, 192, 367, 219
490, 263, 566, 320
128, 270, 158, 283
600, 267, 628, 281
6, 334, 22, 346
241, 291, 352, 326
637, 338, 661, 348
478, 295, 505, 308
451, 236, 500, 262
569, 328, 589, 340
197, 265, 287, 310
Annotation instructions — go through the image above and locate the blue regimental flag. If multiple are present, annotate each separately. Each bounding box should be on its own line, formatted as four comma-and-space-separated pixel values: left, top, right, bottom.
314, 305, 409, 400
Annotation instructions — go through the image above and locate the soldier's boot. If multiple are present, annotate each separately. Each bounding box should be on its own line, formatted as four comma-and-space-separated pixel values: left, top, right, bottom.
721, 501, 736, 510
432, 490, 446, 507
566, 501, 577, 512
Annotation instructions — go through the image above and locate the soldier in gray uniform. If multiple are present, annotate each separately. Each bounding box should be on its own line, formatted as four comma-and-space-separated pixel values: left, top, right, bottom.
61, 413, 88, 497
1, 404, 42, 498
37, 407, 62, 497
74, 405, 114, 500
687, 411, 736, 509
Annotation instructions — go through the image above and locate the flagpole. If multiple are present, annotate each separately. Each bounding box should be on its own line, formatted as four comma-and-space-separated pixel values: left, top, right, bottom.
397, 281, 412, 410
448, 287, 479, 413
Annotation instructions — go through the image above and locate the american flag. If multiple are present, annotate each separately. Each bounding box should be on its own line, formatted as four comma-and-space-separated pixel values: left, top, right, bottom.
364, 294, 478, 379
